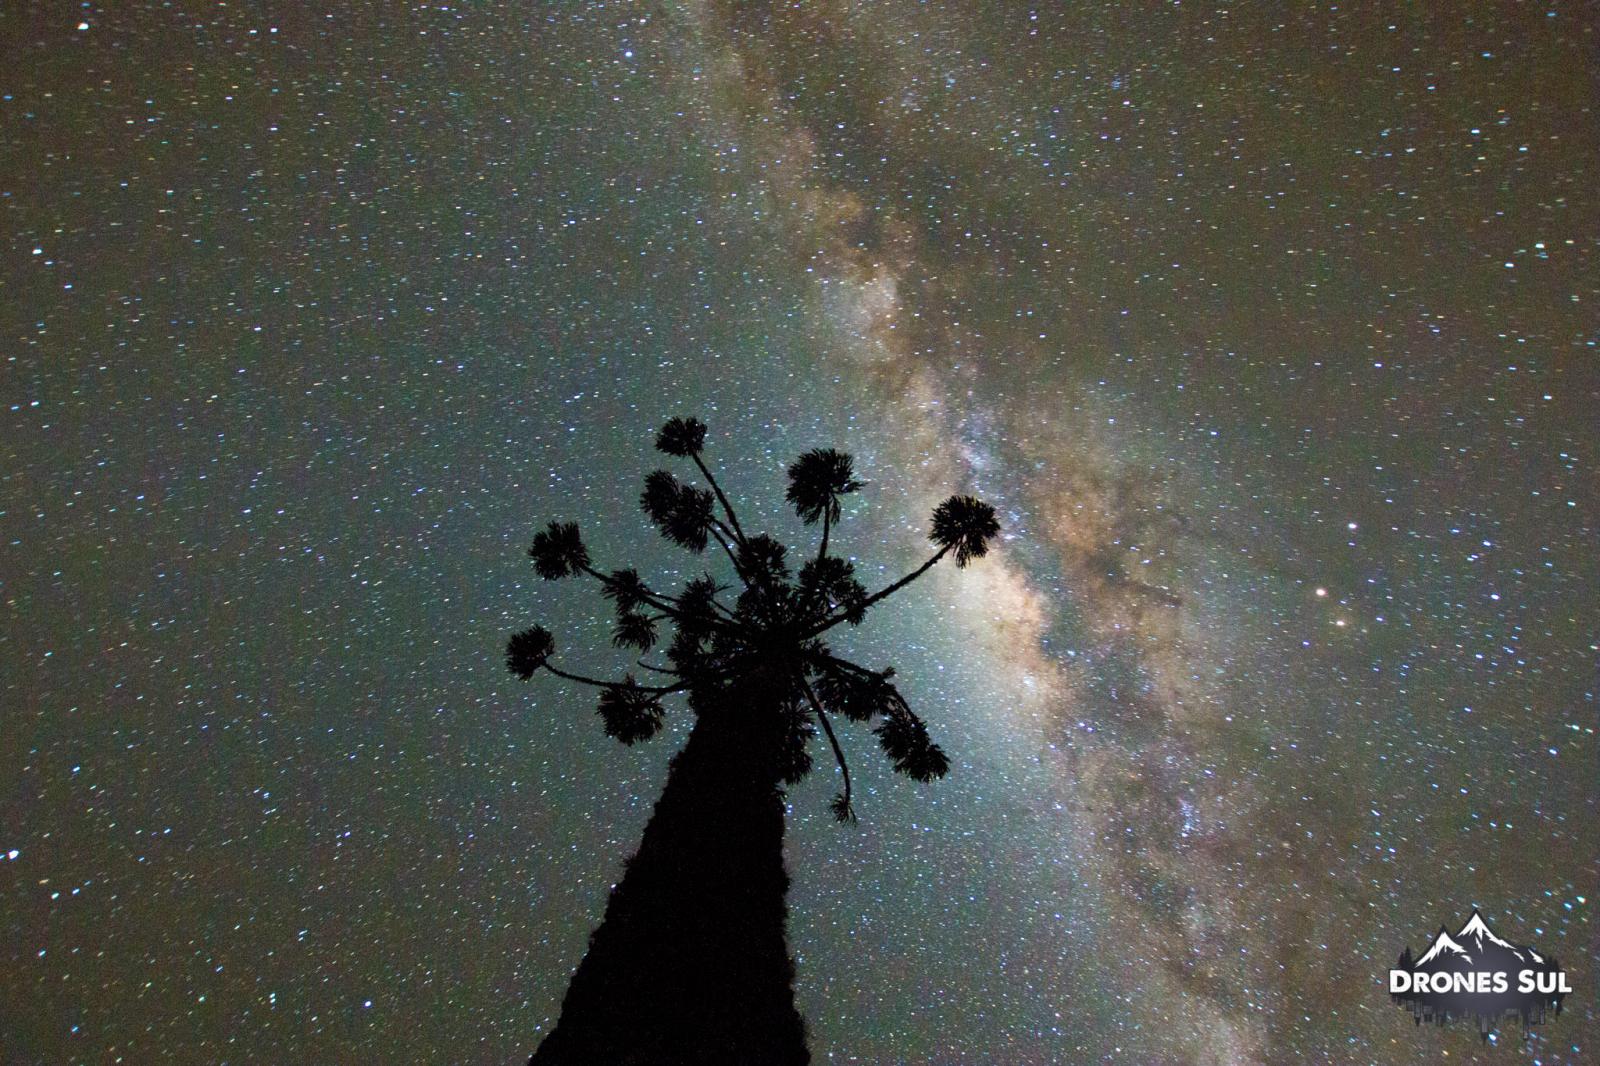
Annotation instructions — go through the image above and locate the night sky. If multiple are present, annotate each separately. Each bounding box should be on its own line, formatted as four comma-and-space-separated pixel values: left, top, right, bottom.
2, 3, 1595, 1063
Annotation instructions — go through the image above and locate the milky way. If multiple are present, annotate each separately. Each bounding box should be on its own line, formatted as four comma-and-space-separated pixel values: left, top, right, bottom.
2, 4, 1594, 1063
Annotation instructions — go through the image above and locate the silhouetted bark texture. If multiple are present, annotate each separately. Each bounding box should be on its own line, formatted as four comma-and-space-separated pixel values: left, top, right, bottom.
529, 682, 809, 1066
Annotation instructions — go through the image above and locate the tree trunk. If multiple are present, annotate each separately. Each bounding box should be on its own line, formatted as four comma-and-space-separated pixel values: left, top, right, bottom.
529, 685, 810, 1065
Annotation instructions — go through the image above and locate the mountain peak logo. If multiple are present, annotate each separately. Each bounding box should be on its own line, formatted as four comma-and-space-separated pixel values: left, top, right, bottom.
1389, 908, 1570, 1041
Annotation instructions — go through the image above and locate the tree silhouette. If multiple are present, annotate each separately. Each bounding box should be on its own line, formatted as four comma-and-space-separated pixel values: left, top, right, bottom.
507, 417, 1001, 1065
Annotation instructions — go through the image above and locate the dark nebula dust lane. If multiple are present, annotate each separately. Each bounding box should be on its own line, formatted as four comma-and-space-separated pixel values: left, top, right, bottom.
2, 3, 1594, 1063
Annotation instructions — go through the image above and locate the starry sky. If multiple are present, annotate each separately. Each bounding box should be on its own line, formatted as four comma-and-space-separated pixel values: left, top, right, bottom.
2, 2, 1595, 1063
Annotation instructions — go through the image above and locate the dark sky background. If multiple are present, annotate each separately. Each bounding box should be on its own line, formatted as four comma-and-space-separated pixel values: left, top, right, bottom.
2, 2, 1595, 1063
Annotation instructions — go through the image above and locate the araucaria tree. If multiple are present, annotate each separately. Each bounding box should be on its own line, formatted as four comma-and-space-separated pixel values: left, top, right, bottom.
507, 417, 1000, 1065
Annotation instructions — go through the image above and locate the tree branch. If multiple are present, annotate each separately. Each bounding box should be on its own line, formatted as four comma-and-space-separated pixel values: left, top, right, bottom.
579, 564, 684, 619
707, 525, 752, 586
693, 454, 747, 546
822, 653, 885, 679
799, 674, 853, 822
580, 564, 738, 634
806, 545, 949, 637
543, 662, 688, 695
